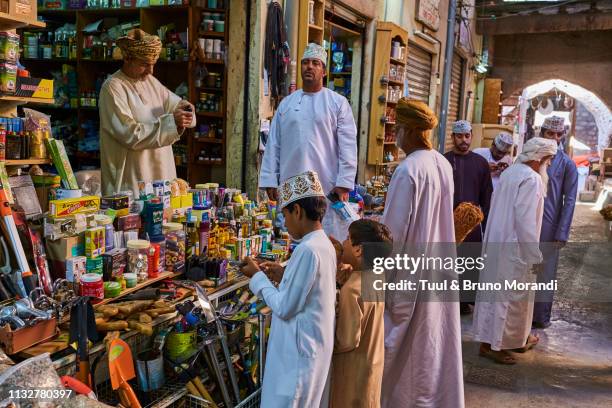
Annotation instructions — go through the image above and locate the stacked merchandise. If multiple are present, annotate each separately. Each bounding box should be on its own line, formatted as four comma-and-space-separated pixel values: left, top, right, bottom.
0, 32, 20, 95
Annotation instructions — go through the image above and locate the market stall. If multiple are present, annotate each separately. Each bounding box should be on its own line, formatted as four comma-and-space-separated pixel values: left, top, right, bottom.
0, 100, 282, 406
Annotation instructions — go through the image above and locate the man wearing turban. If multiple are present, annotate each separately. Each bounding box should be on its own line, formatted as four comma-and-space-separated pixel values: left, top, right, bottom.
381, 99, 465, 407
259, 43, 358, 241
99, 29, 195, 196
533, 116, 578, 329
473, 137, 557, 365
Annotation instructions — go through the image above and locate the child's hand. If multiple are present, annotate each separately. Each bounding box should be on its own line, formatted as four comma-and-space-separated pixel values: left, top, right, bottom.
337, 263, 353, 286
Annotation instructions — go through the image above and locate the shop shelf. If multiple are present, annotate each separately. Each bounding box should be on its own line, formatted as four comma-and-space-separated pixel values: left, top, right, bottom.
388, 79, 404, 86
21, 57, 75, 63
309, 24, 323, 31
0, 12, 45, 30
4, 159, 53, 166
0, 95, 55, 105
201, 58, 224, 65
193, 138, 224, 144
194, 159, 225, 166
390, 57, 406, 66
329, 72, 352, 76
381, 161, 400, 166
196, 111, 224, 118
201, 8, 226, 13
95, 271, 182, 306
199, 31, 225, 38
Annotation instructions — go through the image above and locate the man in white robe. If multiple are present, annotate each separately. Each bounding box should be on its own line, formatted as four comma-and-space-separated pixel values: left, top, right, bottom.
381, 99, 464, 408
474, 132, 514, 190
99, 29, 195, 196
472, 137, 558, 364
259, 43, 358, 240
241, 171, 336, 408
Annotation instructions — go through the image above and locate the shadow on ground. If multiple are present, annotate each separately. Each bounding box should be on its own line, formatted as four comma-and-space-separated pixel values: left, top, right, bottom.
463, 203, 612, 407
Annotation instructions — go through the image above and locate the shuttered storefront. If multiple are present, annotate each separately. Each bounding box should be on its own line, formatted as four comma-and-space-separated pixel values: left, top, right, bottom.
445, 53, 466, 152
406, 44, 432, 103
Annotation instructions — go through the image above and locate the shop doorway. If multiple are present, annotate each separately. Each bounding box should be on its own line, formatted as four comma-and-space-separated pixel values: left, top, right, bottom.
322, 9, 366, 126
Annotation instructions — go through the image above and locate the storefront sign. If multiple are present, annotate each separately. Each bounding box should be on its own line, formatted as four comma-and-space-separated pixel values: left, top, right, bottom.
416, 0, 441, 31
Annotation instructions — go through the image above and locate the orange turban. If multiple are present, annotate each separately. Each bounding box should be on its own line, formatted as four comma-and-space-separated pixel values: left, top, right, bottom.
116, 29, 162, 64
396, 98, 438, 150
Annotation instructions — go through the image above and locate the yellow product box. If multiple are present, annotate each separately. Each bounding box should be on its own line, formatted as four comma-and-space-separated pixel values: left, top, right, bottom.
85, 227, 105, 258
170, 196, 181, 209
181, 193, 193, 209
49, 196, 100, 218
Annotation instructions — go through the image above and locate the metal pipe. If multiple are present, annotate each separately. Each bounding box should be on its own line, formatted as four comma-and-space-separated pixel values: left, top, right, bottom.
205, 340, 233, 408
215, 317, 241, 403
437, 0, 458, 152
258, 312, 268, 385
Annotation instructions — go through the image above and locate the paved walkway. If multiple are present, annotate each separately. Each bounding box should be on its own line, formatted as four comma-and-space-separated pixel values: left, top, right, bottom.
463, 203, 612, 407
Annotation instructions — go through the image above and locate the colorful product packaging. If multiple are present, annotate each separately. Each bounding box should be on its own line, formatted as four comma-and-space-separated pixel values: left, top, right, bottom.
49, 196, 100, 217
46, 138, 79, 189
85, 227, 106, 258
0, 63, 17, 94
0, 32, 20, 63
101, 195, 130, 217
65, 256, 87, 284
117, 214, 141, 232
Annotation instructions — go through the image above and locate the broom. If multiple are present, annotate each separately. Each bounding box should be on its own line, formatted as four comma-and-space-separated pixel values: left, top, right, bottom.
454, 202, 484, 243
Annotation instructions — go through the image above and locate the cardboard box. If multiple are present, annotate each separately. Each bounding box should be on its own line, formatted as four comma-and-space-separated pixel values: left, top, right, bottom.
4, 0, 37, 22
46, 235, 84, 279
49, 196, 100, 217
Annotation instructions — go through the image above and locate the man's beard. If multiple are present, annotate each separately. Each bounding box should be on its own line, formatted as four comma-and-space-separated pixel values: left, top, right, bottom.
539, 162, 550, 197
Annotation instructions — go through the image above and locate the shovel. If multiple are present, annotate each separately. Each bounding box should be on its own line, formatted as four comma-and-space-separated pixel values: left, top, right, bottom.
108, 338, 142, 408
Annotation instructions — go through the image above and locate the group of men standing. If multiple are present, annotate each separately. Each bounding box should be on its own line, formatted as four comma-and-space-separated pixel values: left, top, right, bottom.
244, 42, 579, 407
96, 33, 580, 407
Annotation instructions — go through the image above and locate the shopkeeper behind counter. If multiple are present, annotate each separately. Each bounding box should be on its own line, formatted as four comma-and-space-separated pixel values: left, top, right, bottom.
99, 29, 196, 196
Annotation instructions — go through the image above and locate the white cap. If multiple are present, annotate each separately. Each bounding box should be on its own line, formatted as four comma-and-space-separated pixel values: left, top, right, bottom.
302, 43, 327, 65
452, 120, 472, 134
541, 115, 565, 133
494, 132, 514, 152
279, 171, 325, 209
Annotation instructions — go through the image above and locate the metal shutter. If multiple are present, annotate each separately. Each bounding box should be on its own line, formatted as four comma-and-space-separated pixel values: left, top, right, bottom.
444, 53, 466, 152
406, 44, 432, 103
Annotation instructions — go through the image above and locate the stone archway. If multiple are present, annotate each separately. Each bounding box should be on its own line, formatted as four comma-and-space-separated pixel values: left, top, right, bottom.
518, 79, 611, 152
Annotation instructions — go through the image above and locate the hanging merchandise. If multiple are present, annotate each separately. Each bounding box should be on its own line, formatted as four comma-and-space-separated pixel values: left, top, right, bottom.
264, 0, 290, 104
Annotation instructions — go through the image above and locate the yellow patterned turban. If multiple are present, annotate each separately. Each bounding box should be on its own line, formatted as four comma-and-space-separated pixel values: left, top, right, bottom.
116, 29, 162, 64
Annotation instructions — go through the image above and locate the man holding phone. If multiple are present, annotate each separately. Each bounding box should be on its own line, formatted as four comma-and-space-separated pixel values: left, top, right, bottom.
259, 43, 358, 238
99, 29, 196, 196
474, 132, 514, 190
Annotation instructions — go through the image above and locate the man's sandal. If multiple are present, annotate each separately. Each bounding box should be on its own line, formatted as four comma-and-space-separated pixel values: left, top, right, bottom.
479, 347, 517, 365
511, 334, 539, 353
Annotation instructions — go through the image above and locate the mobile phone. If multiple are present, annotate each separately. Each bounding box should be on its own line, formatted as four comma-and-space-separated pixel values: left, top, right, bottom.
327, 191, 340, 203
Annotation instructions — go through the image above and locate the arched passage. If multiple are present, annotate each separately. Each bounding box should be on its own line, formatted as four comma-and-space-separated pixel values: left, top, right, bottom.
517, 79, 611, 152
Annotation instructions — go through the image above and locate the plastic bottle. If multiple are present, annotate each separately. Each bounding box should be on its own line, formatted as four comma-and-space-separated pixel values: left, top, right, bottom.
199, 213, 210, 256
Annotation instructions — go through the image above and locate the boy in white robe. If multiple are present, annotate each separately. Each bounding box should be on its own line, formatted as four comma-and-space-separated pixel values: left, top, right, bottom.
242, 171, 336, 408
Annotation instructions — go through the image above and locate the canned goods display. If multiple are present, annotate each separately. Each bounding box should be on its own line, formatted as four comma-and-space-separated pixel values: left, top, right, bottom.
163, 223, 186, 273
128, 239, 151, 283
